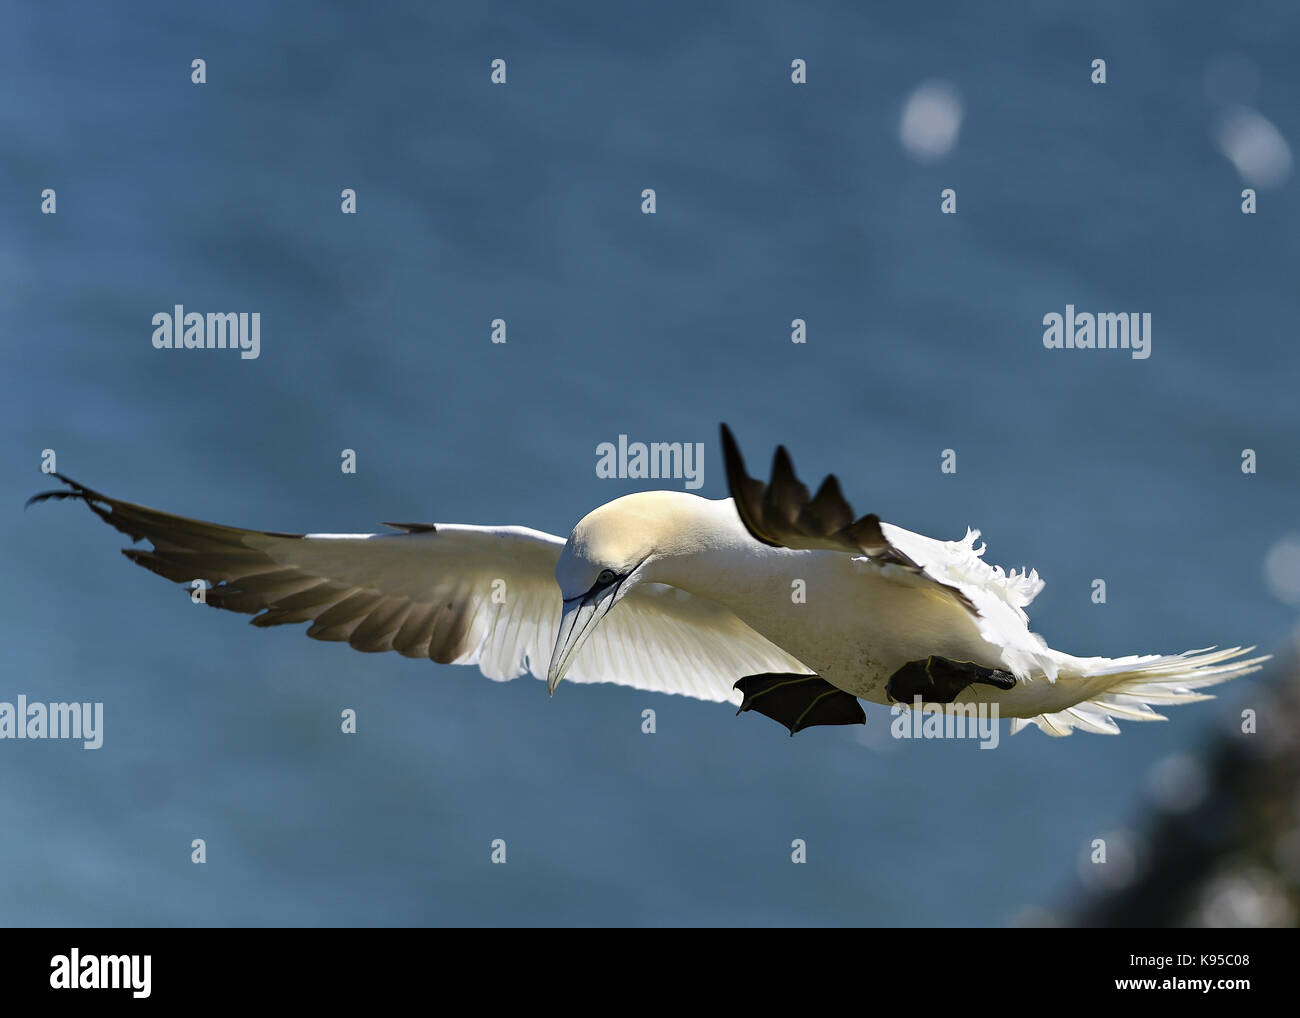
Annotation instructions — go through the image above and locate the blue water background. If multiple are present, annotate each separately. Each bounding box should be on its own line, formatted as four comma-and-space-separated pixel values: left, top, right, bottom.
2, 1, 1298, 925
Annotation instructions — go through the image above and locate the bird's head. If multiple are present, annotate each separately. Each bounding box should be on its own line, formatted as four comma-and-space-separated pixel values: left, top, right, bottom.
547, 490, 713, 694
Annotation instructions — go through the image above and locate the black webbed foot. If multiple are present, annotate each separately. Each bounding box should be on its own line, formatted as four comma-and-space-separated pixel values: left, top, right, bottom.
734, 672, 866, 736
885, 656, 1017, 705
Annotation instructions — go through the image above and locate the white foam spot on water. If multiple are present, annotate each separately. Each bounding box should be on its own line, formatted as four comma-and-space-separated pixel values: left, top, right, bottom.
1263, 534, 1300, 606
1214, 106, 1292, 188
899, 81, 963, 164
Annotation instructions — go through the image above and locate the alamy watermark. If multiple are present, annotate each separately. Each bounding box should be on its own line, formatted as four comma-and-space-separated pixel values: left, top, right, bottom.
891, 697, 1000, 749
0, 695, 103, 749
50, 949, 150, 998
596, 435, 704, 490
152, 305, 260, 360
1042, 305, 1151, 360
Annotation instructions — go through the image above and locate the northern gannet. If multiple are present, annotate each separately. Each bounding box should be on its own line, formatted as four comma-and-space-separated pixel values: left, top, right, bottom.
29, 425, 1267, 737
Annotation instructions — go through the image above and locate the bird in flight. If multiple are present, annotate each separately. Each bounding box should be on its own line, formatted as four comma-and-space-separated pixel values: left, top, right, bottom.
30, 424, 1265, 738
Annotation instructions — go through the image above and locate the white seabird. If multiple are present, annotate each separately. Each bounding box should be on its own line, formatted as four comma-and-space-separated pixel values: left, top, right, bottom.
29, 425, 1267, 738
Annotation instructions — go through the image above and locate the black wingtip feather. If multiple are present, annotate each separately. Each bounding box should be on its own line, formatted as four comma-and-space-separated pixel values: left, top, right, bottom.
717, 423, 980, 618
26, 472, 103, 509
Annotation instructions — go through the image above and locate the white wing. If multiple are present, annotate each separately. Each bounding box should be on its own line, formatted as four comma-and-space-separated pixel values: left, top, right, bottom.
34, 477, 808, 704
878, 523, 1057, 679
718, 426, 1055, 677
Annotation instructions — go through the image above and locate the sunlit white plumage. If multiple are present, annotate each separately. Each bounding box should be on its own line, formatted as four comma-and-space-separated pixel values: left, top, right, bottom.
30, 428, 1267, 739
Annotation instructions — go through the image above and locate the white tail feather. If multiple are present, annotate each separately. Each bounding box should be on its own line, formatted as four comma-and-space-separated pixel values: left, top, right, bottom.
1010, 646, 1269, 737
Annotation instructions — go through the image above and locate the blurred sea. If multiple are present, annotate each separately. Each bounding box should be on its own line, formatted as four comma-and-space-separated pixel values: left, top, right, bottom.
2, 0, 1298, 925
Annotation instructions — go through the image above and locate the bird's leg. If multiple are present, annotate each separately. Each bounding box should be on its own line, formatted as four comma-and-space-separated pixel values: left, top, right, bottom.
885, 656, 1017, 705
734, 672, 866, 736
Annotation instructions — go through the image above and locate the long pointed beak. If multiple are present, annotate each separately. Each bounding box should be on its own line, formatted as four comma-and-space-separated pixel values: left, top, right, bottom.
547, 587, 619, 695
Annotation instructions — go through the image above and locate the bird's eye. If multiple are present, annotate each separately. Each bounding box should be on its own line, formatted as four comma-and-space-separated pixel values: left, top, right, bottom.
597, 569, 617, 585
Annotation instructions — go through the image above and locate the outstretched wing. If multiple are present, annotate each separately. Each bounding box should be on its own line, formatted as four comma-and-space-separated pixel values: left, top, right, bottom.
30, 474, 808, 704
879, 524, 1044, 622
876, 521, 1056, 679
719, 424, 978, 614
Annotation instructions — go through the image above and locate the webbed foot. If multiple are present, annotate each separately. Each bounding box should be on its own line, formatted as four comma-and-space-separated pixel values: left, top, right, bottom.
885, 656, 1016, 705
734, 672, 866, 736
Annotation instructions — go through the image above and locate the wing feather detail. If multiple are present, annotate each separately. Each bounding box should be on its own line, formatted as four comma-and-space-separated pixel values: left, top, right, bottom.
30, 474, 808, 703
